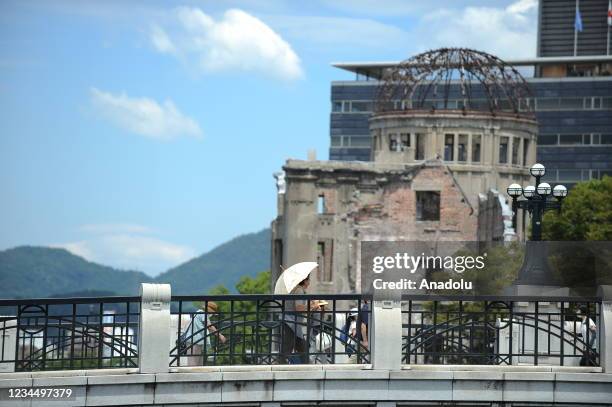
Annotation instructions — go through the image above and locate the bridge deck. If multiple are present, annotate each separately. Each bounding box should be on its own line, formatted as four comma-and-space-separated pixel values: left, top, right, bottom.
0, 365, 609, 406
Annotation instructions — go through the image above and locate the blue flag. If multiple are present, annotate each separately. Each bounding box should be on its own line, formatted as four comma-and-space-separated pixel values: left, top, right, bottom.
575, 6, 583, 32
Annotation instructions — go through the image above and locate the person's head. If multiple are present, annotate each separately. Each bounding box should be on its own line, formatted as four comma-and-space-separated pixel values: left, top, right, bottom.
348, 307, 358, 320
298, 274, 311, 289
206, 301, 218, 313
577, 305, 588, 318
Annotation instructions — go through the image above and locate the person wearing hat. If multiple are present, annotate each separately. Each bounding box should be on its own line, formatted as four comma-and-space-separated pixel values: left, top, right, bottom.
185, 301, 227, 366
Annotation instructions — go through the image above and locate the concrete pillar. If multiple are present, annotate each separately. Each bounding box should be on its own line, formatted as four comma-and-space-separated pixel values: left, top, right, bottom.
508, 136, 514, 166
138, 283, 172, 374
598, 285, 612, 372
467, 133, 473, 163
371, 300, 402, 370
0, 317, 16, 373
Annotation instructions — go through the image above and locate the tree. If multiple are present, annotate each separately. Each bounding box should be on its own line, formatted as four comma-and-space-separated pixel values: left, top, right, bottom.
542, 176, 612, 241
540, 176, 612, 291
235, 271, 271, 294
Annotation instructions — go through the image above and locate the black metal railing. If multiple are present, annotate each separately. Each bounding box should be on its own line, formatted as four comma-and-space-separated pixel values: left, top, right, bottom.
170, 294, 370, 366
401, 295, 601, 366
0, 296, 140, 371
0, 293, 604, 371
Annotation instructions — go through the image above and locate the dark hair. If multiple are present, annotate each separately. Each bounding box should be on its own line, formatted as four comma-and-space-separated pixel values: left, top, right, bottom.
578, 305, 589, 314
298, 275, 310, 286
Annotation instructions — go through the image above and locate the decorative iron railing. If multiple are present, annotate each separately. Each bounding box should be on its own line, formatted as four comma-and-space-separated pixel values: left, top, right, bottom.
0, 296, 140, 371
169, 294, 370, 366
0, 293, 603, 371
401, 295, 601, 366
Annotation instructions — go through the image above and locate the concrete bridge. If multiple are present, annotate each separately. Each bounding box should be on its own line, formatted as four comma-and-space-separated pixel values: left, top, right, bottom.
0, 283, 611, 406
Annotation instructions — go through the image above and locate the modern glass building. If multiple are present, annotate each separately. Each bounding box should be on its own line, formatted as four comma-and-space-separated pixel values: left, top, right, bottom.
329, 0, 612, 187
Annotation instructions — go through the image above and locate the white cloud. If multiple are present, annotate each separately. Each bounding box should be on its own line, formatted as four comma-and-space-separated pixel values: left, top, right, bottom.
506, 0, 538, 14
90, 87, 202, 140
414, 0, 538, 59
150, 24, 176, 54
266, 15, 409, 51
79, 223, 153, 235
54, 223, 195, 275
320, 0, 514, 17
151, 7, 303, 81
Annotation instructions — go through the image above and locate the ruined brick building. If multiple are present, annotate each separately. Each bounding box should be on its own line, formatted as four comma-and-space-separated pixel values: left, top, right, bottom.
271, 49, 538, 294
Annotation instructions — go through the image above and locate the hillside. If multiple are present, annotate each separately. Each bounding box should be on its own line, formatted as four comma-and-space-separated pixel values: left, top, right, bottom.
155, 228, 270, 294
0, 246, 153, 298
0, 228, 271, 299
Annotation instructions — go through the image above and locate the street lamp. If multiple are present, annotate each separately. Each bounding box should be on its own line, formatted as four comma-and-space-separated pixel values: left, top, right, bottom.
506, 163, 568, 241
506, 163, 569, 287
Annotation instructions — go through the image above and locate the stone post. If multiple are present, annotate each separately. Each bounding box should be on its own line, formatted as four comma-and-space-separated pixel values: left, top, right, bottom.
138, 283, 172, 374
371, 300, 403, 370
0, 318, 16, 373
598, 285, 612, 372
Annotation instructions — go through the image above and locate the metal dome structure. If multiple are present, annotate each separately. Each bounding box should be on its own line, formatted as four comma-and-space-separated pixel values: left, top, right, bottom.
375, 48, 534, 116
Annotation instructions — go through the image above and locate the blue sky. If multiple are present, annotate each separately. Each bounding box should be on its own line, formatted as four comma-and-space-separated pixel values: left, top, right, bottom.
0, 0, 538, 275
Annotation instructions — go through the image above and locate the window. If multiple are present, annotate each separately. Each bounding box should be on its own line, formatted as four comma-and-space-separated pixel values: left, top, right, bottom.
444, 134, 454, 161
332, 101, 342, 112
351, 101, 371, 112
512, 138, 519, 165
458, 134, 468, 162
523, 139, 530, 165
539, 134, 558, 145
416, 133, 425, 160
472, 135, 481, 162
350, 137, 371, 147
537, 98, 560, 110
499, 137, 509, 164
389, 134, 398, 151
559, 134, 582, 145
317, 241, 333, 282
558, 170, 582, 182
601, 134, 612, 144
274, 239, 283, 277
400, 133, 410, 150
559, 98, 583, 109
331, 136, 342, 147
317, 194, 325, 214
416, 191, 440, 221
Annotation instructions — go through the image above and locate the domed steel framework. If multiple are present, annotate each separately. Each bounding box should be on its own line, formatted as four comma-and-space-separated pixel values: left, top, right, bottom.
375, 48, 534, 116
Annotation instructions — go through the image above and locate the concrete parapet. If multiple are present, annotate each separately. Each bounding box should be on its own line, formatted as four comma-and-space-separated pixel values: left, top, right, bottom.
138, 283, 172, 374
0, 365, 609, 406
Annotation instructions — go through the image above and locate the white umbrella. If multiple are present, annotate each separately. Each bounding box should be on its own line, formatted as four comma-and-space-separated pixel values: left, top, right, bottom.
274, 262, 318, 294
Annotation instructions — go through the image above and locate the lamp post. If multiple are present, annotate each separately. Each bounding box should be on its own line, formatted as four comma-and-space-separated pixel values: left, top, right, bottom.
506, 163, 568, 286
506, 163, 568, 241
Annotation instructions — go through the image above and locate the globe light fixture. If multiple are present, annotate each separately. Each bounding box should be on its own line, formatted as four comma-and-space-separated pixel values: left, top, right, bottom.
507, 183, 523, 197
553, 184, 568, 199
523, 185, 536, 198
506, 163, 569, 287
537, 182, 551, 196
506, 163, 567, 242
530, 163, 546, 177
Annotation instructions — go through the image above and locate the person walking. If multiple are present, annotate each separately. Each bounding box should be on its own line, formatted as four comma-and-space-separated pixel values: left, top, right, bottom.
274, 262, 320, 364
577, 305, 597, 366
183, 301, 227, 366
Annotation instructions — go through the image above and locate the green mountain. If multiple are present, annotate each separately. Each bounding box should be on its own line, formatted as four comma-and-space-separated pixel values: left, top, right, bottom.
0, 246, 153, 298
0, 228, 271, 299
155, 228, 271, 294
